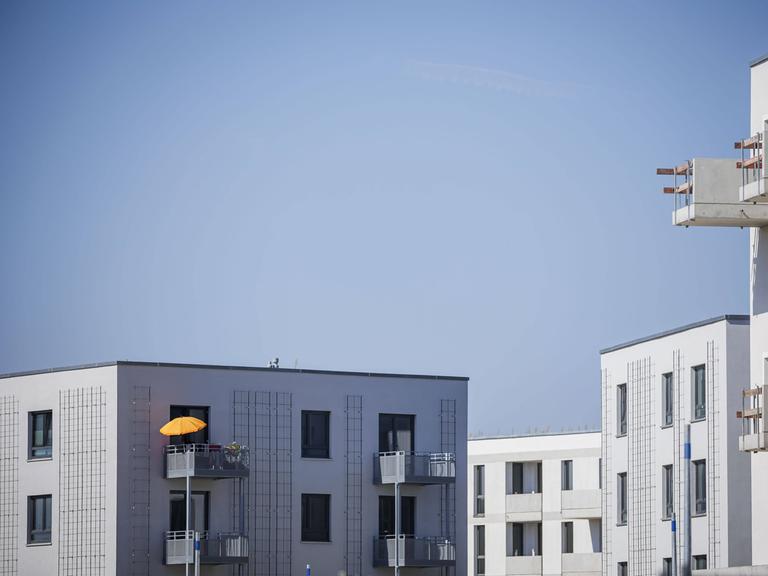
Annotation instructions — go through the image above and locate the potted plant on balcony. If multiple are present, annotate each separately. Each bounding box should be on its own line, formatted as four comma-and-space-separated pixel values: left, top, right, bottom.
224, 442, 244, 466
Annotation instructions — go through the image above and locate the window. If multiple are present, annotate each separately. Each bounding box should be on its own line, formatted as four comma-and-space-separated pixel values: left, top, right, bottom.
617, 384, 627, 436
618, 562, 628, 576
474, 465, 485, 516
301, 411, 330, 458
536, 462, 542, 493
512, 462, 524, 494
169, 491, 209, 532
599, 458, 602, 489
662, 465, 674, 520
475, 525, 485, 576
169, 406, 209, 445
27, 495, 52, 544
510, 523, 524, 556
378, 496, 415, 536
692, 365, 706, 421
617, 473, 627, 525
29, 411, 53, 459
693, 555, 707, 570
562, 521, 574, 553
378, 414, 415, 453
662, 372, 674, 427
510, 522, 541, 556
302, 494, 331, 542
511, 462, 541, 494
663, 558, 673, 576
693, 460, 707, 515
561, 460, 573, 491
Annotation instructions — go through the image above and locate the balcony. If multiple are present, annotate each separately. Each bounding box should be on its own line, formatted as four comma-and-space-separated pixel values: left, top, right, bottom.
165, 444, 249, 479
561, 489, 601, 519
562, 553, 602, 576
164, 531, 248, 565
737, 131, 766, 202
506, 555, 542, 576
739, 386, 768, 452
657, 158, 768, 227
505, 493, 542, 521
373, 452, 455, 485
372, 536, 455, 568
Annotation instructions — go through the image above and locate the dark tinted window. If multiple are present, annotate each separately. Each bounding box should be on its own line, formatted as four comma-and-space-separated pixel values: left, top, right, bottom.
378, 414, 414, 453
169, 491, 209, 532
169, 406, 209, 444
302, 411, 330, 458
378, 496, 415, 536
29, 411, 53, 459
28, 495, 52, 544
302, 494, 330, 542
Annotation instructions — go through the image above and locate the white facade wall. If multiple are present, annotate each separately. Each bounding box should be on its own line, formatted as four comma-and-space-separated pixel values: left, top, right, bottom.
747, 56, 768, 567
600, 317, 752, 576
467, 432, 601, 576
0, 361, 468, 576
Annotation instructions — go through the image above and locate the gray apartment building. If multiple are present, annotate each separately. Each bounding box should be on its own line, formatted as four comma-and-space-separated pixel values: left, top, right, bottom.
0, 360, 468, 576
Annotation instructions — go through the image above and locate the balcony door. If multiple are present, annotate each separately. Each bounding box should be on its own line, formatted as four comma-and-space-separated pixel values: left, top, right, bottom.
170, 491, 209, 533
379, 496, 415, 536
379, 414, 415, 453
169, 405, 209, 445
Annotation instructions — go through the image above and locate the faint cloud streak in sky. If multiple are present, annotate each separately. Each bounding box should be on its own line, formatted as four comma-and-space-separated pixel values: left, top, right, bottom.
405, 60, 593, 98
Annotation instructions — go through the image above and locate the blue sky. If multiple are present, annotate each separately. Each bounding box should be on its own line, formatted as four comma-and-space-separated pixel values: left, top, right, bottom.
1, 1, 766, 435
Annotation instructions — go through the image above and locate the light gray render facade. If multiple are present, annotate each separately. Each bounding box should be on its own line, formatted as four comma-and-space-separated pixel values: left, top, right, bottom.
0, 361, 468, 576
600, 317, 752, 576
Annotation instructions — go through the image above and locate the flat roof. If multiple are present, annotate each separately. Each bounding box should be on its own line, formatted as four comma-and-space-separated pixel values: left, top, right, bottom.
751, 52, 768, 68
469, 429, 600, 441
0, 360, 468, 382
600, 314, 749, 355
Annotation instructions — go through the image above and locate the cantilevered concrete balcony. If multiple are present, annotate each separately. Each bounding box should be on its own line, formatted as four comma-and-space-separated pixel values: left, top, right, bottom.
561, 489, 601, 519
658, 158, 768, 227
505, 493, 542, 522
372, 536, 455, 568
164, 444, 249, 479
562, 553, 601, 576
737, 130, 766, 202
373, 452, 455, 485
164, 531, 248, 565
506, 555, 542, 576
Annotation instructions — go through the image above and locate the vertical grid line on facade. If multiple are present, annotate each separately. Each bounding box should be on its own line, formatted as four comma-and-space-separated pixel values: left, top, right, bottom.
706, 341, 721, 568
440, 398, 457, 576
0, 396, 18, 576
601, 368, 613, 576
58, 387, 106, 576
130, 386, 151, 575
345, 395, 363, 576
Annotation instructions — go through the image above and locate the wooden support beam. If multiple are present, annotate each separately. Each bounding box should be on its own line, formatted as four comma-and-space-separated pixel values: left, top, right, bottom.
744, 387, 763, 397
657, 163, 691, 176
736, 135, 762, 150
737, 154, 763, 169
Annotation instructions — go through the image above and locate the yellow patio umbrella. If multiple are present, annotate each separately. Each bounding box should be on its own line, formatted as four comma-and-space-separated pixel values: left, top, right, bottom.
159, 416, 207, 436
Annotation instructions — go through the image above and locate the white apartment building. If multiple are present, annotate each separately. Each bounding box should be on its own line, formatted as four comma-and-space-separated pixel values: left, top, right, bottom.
467, 432, 602, 576
600, 316, 753, 576
654, 53, 768, 573
0, 360, 468, 576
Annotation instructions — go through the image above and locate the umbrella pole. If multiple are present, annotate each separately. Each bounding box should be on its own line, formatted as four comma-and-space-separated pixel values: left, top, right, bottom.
186, 474, 190, 576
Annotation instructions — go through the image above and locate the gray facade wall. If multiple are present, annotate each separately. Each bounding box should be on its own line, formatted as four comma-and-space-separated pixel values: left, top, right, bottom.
1, 362, 467, 576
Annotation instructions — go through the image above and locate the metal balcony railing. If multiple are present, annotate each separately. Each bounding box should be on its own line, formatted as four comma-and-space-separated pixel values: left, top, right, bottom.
164, 444, 249, 479
165, 531, 248, 565
373, 451, 456, 484
372, 536, 455, 567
